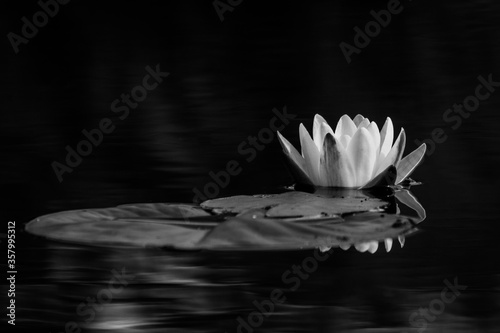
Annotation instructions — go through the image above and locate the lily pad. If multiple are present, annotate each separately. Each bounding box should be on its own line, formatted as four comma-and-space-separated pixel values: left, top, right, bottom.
25, 203, 212, 248
25, 192, 420, 251
200, 191, 386, 217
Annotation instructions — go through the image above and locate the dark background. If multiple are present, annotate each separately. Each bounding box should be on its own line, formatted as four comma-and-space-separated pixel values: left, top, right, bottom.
2, 0, 500, 332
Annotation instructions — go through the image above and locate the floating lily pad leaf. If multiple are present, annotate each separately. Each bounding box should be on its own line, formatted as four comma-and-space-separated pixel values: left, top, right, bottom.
195, 210, 416, 250
113, 203, 211, 218
201, 191, 386, 217
25, 200, 418, 251
25, 203, 212, 248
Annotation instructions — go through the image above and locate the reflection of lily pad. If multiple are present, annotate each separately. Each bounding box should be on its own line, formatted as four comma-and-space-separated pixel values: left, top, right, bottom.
25, 192, 420, 251
201, 191, 386, 217
196, 210, 416, 250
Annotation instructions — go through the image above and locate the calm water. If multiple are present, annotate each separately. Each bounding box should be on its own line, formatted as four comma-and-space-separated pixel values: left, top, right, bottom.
3, 1, 500, 332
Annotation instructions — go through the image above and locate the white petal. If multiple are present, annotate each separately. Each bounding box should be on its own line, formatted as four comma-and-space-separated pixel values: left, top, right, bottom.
384, 238, 393, 252
277, 131, 314, 186
374, 128, 406, 178
335, 114, 357, 138
366, 121, 381, 155
319, 133, 357, 187
357, 118, 370, 129
359, 165, 397, 189
379, 117, 394, 159
392, 129, 407, 167
277, 131, 306, 172
395, 143, 426, 184
353, 114, 365, 127
339, 134, 351, 150
299, 123, 321, 184
347, 127, 377, 187
313, 114, 333, 151
282, 154, 314, 186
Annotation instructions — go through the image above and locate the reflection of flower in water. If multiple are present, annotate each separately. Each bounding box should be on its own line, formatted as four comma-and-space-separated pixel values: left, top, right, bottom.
278, 114, 426, 188
314, 187, 426, 254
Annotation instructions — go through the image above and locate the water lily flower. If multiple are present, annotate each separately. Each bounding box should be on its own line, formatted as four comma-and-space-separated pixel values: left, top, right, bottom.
277, 114, 426, 188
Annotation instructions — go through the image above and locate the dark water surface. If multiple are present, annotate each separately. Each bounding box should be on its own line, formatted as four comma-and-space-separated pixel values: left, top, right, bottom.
3, 1, 500, 332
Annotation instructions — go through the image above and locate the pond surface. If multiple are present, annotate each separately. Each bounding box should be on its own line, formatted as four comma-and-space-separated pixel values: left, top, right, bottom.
3, 1, 500, 332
